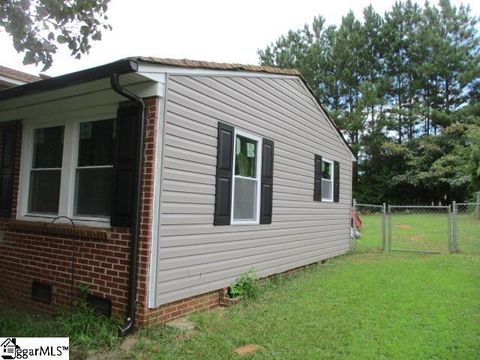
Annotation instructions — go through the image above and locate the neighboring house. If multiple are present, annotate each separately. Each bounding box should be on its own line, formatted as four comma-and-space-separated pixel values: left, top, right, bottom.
0, 57, 355, 329
0, 65, 42, 90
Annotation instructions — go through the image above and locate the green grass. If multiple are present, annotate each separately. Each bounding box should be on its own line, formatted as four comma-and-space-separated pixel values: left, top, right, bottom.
390, 213, 450, 252
457, 214, 480, 254
131, 252, 480, 359
355, 214, 384, 252
0, 302, 122, 354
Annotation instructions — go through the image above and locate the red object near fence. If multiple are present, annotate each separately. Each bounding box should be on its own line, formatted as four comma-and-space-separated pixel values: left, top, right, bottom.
351, 208, 363, 229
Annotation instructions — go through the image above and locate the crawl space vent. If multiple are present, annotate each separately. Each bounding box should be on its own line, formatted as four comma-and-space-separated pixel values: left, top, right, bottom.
31, 281, 52, 304
87, 294, 112, 318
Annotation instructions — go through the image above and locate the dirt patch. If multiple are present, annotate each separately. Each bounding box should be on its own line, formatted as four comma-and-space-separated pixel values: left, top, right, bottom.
397, 224, 412, 230
234, 344, 262, 356
410, 234, 426, 241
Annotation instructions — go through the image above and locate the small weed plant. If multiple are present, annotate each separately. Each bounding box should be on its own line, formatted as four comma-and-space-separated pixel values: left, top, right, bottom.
228, 268, 259, 299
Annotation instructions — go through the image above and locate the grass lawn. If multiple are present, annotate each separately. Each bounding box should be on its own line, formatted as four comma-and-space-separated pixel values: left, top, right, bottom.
132, 252, 480, 360
0, 302, 121, 356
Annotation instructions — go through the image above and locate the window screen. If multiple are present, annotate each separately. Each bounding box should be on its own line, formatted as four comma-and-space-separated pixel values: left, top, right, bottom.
233, 177, 257, 220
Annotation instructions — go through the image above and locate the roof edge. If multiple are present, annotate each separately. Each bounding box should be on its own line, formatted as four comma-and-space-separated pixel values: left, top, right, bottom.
0, 59, 138, 102
297, 74, 356, 160
132, 56, 301, 76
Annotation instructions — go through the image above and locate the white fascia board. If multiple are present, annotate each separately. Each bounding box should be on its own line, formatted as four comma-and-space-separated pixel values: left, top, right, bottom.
296, 78, 356, 160
0, 75, 27, 86
136, 62, 299, 80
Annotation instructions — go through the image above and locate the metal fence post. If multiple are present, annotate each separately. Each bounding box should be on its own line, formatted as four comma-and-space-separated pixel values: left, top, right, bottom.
452, 201, 459, 253
382, 203, 387, 251
387, 205, 392, 252
476, 192, 480, 220
448, 203, 453, 253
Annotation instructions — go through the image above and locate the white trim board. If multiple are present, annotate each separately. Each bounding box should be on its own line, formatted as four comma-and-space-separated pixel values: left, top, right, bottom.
137, 63, 299, 80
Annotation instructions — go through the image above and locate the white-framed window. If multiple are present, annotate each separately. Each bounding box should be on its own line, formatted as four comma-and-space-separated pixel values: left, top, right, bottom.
231, 129, 262, 224
321, 159, 334, 202
18, 117, 115, 226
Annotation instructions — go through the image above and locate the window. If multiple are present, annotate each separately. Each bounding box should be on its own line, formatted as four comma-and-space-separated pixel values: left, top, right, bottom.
75, 119, 114, 217
28, 126, 64, 214
321, 159, 334, 202
19, 118, 115, 224
231, 130, 262, 224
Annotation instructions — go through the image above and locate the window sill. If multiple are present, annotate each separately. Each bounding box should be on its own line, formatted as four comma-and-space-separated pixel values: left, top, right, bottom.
7, 219, 111, 241
231, 220, 260, 225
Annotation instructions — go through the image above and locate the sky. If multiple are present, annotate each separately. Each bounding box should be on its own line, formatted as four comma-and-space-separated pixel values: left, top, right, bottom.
1, 0, 479, 77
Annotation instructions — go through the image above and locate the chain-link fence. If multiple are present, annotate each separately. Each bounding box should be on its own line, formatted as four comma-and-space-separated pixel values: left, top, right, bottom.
453, 201, 480, 255
352, 193, 480, 255
351, 201, 386, 252
387, 205, 451, 253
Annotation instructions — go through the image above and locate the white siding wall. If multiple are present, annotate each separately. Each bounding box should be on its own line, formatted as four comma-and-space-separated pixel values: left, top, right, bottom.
154, 74, 353, 306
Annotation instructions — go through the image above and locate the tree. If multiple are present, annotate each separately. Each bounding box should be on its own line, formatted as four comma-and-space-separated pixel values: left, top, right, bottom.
258, 0, 480, 203
0, 0, 112, 70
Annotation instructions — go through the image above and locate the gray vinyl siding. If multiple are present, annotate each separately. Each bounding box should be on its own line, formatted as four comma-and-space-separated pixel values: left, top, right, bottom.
155, 74, 353, 305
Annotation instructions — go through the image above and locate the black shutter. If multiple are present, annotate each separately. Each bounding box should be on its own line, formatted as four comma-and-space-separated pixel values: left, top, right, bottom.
111, 103, 142, 227
314, 154, 322, 202
334, 161, 340, 203
0, 122, 19, 218
260, 138, 274, 224
214, 122, 234, 225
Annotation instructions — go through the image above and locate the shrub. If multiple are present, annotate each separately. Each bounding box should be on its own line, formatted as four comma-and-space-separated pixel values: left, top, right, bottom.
228, 268, 259, 299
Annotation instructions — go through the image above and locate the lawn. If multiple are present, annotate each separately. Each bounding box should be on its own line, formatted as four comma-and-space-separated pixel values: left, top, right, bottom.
132, 252, 480, 360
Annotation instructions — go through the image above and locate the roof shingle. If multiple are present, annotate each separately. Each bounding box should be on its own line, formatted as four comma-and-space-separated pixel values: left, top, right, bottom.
133, 56, 300, 76
0, 65, 42, 83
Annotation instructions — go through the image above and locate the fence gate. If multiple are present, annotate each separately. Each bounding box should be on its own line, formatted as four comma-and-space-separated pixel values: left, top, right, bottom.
352, 201, 387, 252
387, 205, 452, 253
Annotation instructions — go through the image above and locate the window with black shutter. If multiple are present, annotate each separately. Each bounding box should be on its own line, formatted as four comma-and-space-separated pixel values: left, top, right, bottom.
214, 122, 234, 225
214, 122, 274, 226
314, 155, 322, 202
260, 139, 274, 224
14, 101, 141, 227
315, 155, 339, 203
334, 161, 340, 203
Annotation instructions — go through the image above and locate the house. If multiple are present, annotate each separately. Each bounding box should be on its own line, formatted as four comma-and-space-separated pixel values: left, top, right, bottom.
0, 57, 355, 330
0, 65, 42, 90
1, 338, 19, 358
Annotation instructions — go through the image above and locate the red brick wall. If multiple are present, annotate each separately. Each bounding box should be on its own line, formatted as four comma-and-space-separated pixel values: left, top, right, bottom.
0, 97, 159, 319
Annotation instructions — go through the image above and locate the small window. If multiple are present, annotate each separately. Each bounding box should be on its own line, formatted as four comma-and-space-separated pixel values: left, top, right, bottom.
74, 119, 114, 217
322, 159, 333, 202
232, 131, 262, 223
28, 126, 64, 214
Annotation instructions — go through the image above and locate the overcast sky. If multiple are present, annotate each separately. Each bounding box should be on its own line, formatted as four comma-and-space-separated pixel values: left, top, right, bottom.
1, 0, 479, 77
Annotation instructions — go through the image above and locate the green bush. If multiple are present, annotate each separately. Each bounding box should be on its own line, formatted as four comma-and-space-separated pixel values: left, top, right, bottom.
228, 268, 259, 299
